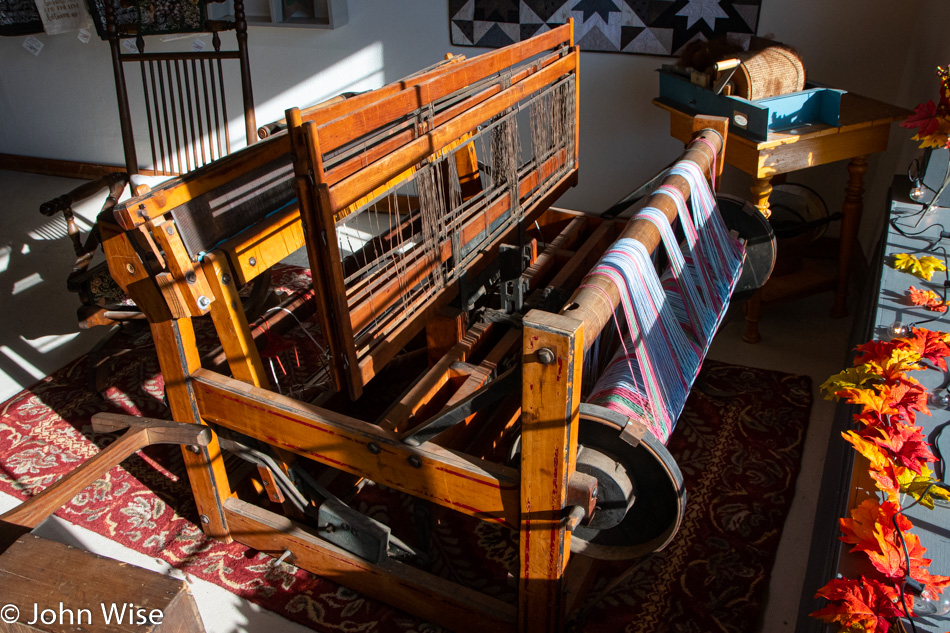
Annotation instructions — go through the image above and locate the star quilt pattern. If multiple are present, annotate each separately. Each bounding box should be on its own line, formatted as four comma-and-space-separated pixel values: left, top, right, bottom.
449, 0, 761, 57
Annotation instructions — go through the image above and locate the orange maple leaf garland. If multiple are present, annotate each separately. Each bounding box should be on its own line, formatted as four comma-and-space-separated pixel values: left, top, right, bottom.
813, 326, 950, 631
908, 286, 948, 312
839, 499, 948, 590
813, 577, 905, 633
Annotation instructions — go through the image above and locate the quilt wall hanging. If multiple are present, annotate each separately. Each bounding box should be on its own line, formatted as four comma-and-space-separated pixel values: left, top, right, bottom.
449, 0, 762, 57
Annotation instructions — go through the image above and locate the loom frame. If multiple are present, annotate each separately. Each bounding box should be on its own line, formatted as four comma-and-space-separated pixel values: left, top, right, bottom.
98, 23, 729, 633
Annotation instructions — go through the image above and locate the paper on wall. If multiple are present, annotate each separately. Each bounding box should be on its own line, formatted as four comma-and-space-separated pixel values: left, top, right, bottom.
34, 0, 92, 35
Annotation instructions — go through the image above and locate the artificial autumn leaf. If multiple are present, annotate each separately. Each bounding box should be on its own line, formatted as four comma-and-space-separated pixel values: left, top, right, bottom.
863, 422, 936, 474
902, 99, 941, 137
854, 410, 890, 432
892, 524, 950, 593
899, 466, 950, 510
908, 286, 948, 312
855, 340, 904, 366
839, 499, 906, 554
820, 365, 880, 400
811, 576, 904, 633
855, 340, 923, 379
892, 253, 947, 281
840, 500, 915, 580
902, 98, 950, 149
841, 499, 950, 596
878, 380, 930, 425
844, 432, 902, 498
900, 327, 950, 371
847, 387, 899, 418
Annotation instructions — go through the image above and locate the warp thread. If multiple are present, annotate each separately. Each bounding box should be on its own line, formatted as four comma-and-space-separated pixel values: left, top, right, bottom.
586, 157, 746, 445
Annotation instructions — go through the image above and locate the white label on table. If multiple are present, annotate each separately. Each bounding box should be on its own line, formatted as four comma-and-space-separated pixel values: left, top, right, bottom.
22, 36, 44, 56
122, 38, 137, 53
77, 28, 91, 43
192, 38, 206, 52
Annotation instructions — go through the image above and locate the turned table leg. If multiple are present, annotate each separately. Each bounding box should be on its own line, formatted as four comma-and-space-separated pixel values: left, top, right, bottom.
743, 291, 763, 343
832, 155, 868, 318
743, 176, 774, 343
751, 176, 774, 218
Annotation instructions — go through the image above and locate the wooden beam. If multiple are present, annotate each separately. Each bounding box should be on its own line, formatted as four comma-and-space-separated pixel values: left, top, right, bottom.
191, 368, 521, 528
225, 498, 517, 633
519, 309, 583, 633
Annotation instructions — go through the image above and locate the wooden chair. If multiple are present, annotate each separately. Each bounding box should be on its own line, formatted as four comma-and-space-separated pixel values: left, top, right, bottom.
38, 0, 260, 390
103, 0, 256, 185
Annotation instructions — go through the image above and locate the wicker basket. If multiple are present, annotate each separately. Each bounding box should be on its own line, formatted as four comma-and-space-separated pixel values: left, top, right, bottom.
731, 46, 805, 101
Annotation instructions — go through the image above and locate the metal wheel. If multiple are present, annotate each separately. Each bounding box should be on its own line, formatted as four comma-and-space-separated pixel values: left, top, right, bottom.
569, 404, 686, 561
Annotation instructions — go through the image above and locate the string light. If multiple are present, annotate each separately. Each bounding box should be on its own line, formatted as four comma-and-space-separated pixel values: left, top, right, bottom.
913, 588, 950, 617
928, 389, 950, 409
888, 320, 909, 340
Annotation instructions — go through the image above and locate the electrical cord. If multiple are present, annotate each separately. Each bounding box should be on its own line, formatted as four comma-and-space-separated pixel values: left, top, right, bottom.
892, 480, 950, 632
911, 158, 950, 228
889, 217, 948, 250
893, 510, 919, 633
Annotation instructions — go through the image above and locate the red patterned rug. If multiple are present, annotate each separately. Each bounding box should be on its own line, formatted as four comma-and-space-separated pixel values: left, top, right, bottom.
0, 274, 812, 632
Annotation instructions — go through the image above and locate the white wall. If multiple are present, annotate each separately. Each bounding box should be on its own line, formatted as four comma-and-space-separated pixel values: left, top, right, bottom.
0, 0, 943, 242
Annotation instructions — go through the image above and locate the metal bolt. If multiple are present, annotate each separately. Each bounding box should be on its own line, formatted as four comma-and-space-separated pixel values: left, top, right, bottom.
200, 514, 210, 525
566, 505, 586, 532
537, 348, 556, 365
221, 273, 232, 285
262, 479, 269, 486
197, 295, 211, 309
408, 455, 422, 469
367, 442, 381, 454
166, 225, 174, 235
188, 445, 201, 454
185, 271, 197, 284
126, 263, 135, 274
324, 523, 336, 533
248, 257, 257, 267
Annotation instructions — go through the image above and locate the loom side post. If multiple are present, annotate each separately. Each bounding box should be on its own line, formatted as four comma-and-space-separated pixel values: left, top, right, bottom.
560, 128, 726, 351
520, 309, 584, 633
287, 107, 363, 398
97, 218, 234, 541
691, 114, 728, 189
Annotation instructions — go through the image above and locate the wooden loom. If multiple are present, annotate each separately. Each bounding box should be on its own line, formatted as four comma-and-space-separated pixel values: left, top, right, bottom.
94, 24, 740, 633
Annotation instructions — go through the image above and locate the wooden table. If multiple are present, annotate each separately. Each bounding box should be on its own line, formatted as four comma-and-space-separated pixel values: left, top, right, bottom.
654, 93, 909, 343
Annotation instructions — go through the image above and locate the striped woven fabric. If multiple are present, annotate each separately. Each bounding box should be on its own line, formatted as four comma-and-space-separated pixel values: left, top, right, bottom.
586, 158, 745, 445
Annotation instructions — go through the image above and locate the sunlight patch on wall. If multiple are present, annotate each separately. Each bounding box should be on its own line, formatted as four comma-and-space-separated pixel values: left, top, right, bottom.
21, 333, 80, 354
11, 272, 43, 295
0, 346, 45, 381
28, 216, 69, 242
0, 246, 10, 273
253, 42, 386, 138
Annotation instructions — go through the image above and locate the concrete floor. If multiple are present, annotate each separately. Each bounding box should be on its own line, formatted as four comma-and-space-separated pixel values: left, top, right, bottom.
0, 168, 854, 632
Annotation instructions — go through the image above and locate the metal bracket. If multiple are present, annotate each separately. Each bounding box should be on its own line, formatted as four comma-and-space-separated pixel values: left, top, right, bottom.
317, 498, 392, 564
218, 434, 419, 564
